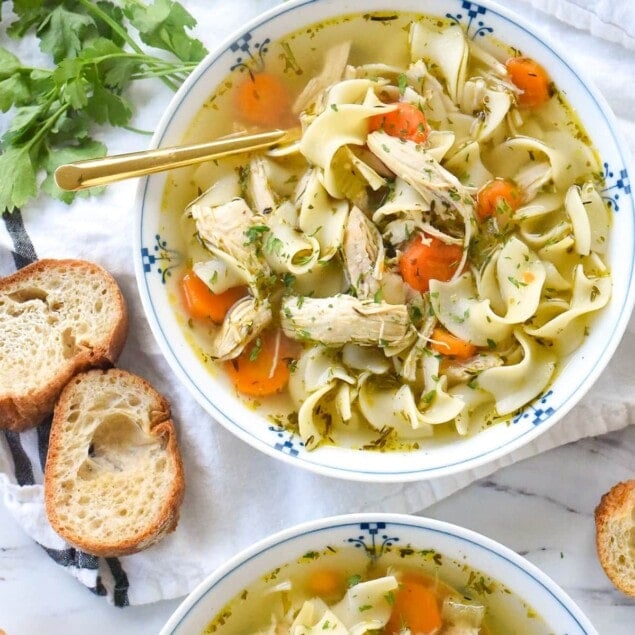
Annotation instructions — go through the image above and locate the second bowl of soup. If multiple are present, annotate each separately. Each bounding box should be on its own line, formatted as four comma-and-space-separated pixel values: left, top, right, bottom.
159, 513, 598, 634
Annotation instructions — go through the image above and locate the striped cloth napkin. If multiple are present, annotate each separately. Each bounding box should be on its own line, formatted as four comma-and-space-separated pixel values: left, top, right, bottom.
1, 0, 634, 606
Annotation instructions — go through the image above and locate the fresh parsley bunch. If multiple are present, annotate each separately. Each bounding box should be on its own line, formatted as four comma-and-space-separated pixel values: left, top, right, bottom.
0, 0, 208, 213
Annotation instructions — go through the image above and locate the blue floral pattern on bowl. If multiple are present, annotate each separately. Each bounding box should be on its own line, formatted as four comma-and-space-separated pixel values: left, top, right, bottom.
513, 390, 555, 426
268, 424, 304, 457
230, 33, 270, 74
347, 522, 400, 560
601, 162, 631, 212
141, 234, 182, 284
446, 0, 493, 39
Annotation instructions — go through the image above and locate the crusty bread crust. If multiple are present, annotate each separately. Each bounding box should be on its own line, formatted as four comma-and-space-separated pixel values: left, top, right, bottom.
44, 369, 185, 557
594, 479, 635, 596
0, 259, 128, 431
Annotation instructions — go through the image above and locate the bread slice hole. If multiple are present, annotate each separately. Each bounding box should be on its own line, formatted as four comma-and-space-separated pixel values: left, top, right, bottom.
77, 413, 160, 480
7, 287, 48, 303
61, 328, 78, 358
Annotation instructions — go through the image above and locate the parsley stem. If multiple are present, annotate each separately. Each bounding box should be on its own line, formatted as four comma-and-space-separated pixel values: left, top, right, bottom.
24, 102, 70, 152
122, 125, 153, 135
75, 0, 180, 91
130, 68, 190, 81
86, 51, 192, 68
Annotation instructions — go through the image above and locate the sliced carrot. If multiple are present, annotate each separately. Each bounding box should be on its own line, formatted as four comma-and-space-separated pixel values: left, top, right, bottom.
180, 271, 246, 323
476, 178, 522, 222
430, 327, 477, 359
224, 329, 291, 397
306, 568, 346, 601
399, 235, 463, 293
385, 573, 442, 635
233, 72, 293, 127
368, 102, 430, 143
505, 56, 551, 107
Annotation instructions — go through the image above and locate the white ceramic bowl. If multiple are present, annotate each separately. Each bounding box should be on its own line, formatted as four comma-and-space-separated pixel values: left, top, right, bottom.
159, 513, 598, 634
134, 0, 635, 481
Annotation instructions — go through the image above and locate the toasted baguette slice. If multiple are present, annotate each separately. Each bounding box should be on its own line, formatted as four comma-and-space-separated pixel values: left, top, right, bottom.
0, 259, 128, 432
44, 369, 185, 557
595, 479, 635, 596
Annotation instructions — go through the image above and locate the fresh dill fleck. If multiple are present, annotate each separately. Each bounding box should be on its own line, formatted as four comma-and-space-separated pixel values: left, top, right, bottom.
421, 390, 435, 404
249, 337, 262, 362
347, 574, 362, 587
264, 233, 284, 255
244, 224, 269, 245
507, 276, 527, 289
397, 73, 408, 95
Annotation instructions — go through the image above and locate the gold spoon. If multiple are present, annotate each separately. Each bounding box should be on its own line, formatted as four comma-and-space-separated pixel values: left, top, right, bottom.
54, 129, 291, 192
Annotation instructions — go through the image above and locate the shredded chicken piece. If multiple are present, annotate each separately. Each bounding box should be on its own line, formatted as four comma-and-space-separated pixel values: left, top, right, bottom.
211, 297, 272, 361
293, 41, 351, 114
401, 303, 437, 383
248, 156, 276, 214
367, 131, 474, 276
442, 353, 503, 386
349, 145, 393, 178
280, 294, 414, 351
192, 198, 264, 267
367, 132, 473, 220
343, 206, 384, 299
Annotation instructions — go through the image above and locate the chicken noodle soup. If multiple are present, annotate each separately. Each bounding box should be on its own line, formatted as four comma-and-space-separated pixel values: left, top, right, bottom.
202, 543, 550, 634
167, 11, 611, 450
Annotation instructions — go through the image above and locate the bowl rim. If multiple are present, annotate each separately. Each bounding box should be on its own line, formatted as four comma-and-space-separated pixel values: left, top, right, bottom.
133, 0, 635, 482
158, 512, 598, 634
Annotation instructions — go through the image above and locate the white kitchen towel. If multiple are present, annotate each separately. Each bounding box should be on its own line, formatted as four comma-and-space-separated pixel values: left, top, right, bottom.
0, 0, 634, 606
524, 0, 635, 50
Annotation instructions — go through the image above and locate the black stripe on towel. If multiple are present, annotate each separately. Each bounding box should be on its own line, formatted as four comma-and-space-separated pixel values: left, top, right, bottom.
37, 416, 52, 470
2, 209, 37, 268
43, 546, 102, 570
106, 557, 131, 607
90, 576, 108, 597
3, 430, 35, 485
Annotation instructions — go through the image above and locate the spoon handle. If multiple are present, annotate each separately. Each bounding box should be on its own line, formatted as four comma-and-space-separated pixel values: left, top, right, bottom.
54, 129, 288, 191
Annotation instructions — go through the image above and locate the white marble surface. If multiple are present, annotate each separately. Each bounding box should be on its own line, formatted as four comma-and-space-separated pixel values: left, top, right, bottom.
1, 424, 634, 634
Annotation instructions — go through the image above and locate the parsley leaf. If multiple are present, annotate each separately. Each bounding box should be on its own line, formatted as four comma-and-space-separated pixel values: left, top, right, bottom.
0, 0, 208, 214
39, 6, 95, 62
0, 146, 38, 211
123, 0, 207, 63
0, 47, 22, 79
